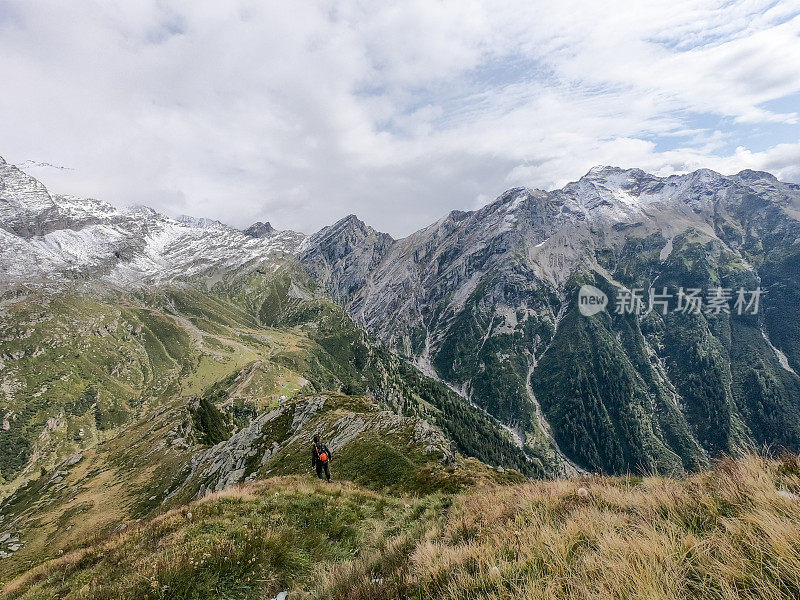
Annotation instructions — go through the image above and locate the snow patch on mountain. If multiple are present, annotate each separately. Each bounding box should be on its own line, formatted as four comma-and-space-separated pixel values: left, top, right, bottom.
762, 327, 798, 376
0, 157, 304, 288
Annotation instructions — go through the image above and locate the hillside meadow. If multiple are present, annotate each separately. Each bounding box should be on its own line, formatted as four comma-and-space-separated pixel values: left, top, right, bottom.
4, 454, 800, 600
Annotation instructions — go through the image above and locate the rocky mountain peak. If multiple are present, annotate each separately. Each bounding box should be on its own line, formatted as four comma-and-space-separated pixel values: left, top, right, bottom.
473, 187, 536, 224
585, 164, 619, 177
687, 167, 725, 183
329, 214, 382, 236
445, 209, 470, 222
303, 213, 393, 258
575, 165, 652, 188
0, 162, 305, 287
299, 214, 395, 306
123, 204, 159, 217
736, 169, 778, 182
243, 221, 275, 238
493, 187, 532, 206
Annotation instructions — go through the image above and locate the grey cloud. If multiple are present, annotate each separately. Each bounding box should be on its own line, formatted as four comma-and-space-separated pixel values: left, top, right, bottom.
0, 0, 798, 237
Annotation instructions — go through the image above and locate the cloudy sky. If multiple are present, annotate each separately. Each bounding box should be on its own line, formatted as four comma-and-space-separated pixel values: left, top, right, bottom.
1, 1, 800, 236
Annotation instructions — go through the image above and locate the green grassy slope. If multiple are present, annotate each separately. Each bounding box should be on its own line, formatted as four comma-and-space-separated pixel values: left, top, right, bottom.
0, 389, 520, 586
0, 262, 533, 584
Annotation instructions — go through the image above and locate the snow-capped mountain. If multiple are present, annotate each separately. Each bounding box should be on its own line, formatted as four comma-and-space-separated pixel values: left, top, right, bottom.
0, 156, 304, 286
302, 165, 800, 349
301, 167, 790, 346
3, 156, 800, 476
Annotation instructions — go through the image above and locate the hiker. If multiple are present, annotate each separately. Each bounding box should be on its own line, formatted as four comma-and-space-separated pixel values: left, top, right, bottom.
311, 434, 332, 482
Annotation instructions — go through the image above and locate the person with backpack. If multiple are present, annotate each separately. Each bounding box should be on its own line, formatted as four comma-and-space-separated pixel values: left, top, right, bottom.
311, 434, 332, 482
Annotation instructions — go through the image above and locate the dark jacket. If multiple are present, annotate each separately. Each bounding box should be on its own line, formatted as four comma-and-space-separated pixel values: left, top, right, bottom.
311, 442, 331, 467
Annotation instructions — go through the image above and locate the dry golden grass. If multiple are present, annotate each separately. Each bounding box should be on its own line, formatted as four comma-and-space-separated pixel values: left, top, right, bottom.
395, 455, 800, 600
7, 456, 800, 600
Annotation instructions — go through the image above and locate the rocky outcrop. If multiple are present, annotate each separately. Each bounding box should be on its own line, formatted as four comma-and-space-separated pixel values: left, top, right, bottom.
243, 221, 276, 238
300, 214, 395, 305
184, 395, 455, 497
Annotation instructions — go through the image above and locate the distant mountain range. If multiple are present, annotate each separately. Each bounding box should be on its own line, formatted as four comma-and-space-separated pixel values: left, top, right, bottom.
300, 166, 800, 475
2, 155, 800, 481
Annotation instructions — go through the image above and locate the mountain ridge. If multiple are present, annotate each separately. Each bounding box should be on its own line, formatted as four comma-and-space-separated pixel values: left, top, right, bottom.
5, 154, 799, 294
296, 163, 800, 475
3, 158, 800, 477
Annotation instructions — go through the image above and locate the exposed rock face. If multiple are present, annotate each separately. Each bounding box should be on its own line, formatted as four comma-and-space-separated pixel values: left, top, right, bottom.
300, 214, 394, 305
243, 221, 276, 238
298, 167, 800, 475
301, 168, 800, 353
0, 532, 22, 559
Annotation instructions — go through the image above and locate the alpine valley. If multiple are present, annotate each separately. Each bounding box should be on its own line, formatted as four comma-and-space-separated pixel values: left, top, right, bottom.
2, 155, 800, 598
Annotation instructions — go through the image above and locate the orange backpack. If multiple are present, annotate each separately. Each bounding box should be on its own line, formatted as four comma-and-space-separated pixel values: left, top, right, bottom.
316, 443, 328, 463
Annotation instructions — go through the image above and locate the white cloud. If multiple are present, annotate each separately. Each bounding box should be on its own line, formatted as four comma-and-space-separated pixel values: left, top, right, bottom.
0, 0, 798, 237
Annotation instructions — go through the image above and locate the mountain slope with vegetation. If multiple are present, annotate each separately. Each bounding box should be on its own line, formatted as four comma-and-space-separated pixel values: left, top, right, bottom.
3, 159, 800, 597
5, 159, 800, 477
299, 168, 800, 475
0, 259, 534, 581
